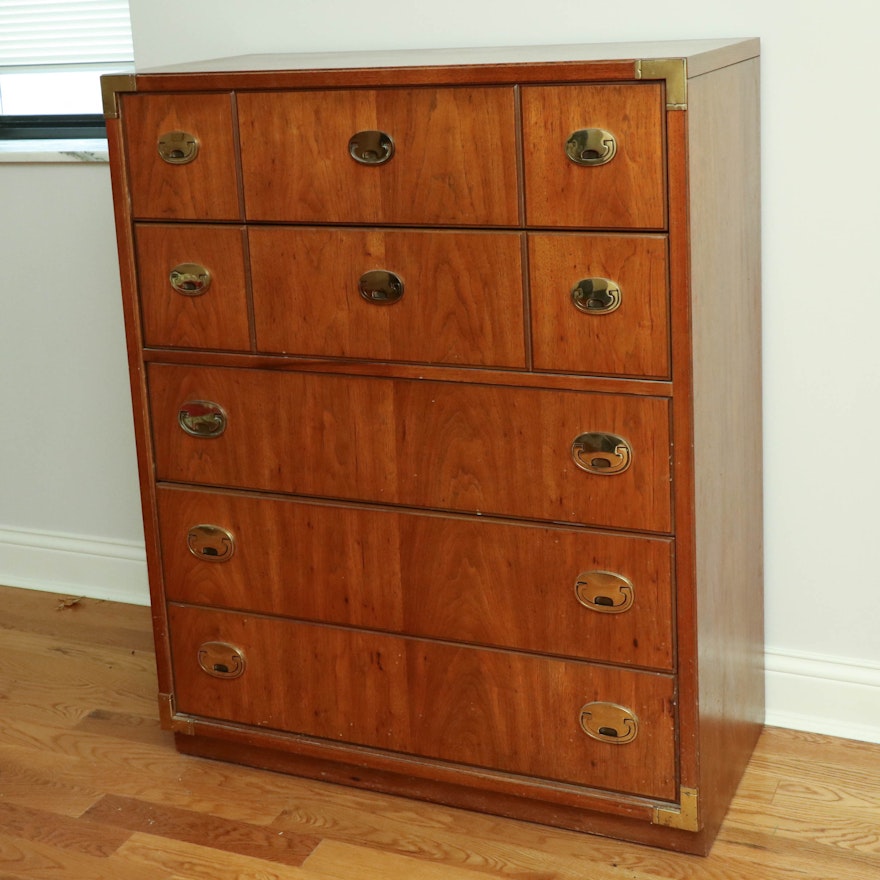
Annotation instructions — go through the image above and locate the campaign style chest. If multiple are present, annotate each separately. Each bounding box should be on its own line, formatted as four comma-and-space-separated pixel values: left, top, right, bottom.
103, 38, 762, 854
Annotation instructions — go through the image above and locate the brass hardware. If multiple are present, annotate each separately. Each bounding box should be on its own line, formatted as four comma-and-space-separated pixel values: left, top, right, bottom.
158, 130, 199, 165
101, 73, 136, 119
170, 263, 212, 296
579, 702, 639, 744
571, 278, 622, 315
635, 58, 688, 110
565, 128, 617, 166
654, 787, 700, 831
571, 432, 632, 475
157, 692, 175, 729
197, 642, 246, 679
359, 269, 404, 304
187, 524, 235, 562
575, 571, 634, 613
349, 130, 394, 165
178, 401, 227, 438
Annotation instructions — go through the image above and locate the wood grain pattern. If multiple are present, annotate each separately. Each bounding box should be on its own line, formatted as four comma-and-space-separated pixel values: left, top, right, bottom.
0, 585, 876, 879
521, 83, 666, 229
686, 56, 765, 844
237, 88, 520, 226
134, 224, 252, 351
156, 486, 675, 669
147, 364, 673, 532
248, 226, 527, 367
529, 232, 670, 377
166, 603, 677, 800
122, 93, 242, 221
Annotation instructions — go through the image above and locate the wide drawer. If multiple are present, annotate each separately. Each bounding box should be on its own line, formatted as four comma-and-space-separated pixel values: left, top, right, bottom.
249, 226, 526, 367
529, 233, 670, 378
122, 93, 242, 221
168, 604, 677, 799
237, 87, 520, 226
134, 224, 251, 351
157, 487, 674, 670
148, 365, 673, 532
521, 83, 666, 229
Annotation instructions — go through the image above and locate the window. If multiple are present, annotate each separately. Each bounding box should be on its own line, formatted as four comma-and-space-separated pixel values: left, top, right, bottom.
0, 1, 134, 139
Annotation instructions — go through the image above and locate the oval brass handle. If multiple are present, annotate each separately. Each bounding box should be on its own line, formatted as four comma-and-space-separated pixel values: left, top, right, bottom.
170, 263, 212, 296
187, 524, 235, 562
157, 130, 199, 165
349, 130, 394, 165
198, 642, 246, 679
571, 432, 632, 475
359, 269, 404, 304
579, 702, 639, 744
575, 571, 634, 613
571, 278, 622, 315
178, 401, 227, 438
565, 128, 617, 166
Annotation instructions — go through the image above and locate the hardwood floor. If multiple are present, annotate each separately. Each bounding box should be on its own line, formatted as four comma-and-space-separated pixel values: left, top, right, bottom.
1, 583, 878, 880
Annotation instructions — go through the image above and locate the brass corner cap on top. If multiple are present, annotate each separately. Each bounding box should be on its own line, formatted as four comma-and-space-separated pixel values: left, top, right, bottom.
635, 58, 687, 110
653, 786, 699, 831
101, 73, 137, 119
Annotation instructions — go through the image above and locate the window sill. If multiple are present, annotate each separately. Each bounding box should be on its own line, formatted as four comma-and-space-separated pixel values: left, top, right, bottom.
0, 137, 108, 163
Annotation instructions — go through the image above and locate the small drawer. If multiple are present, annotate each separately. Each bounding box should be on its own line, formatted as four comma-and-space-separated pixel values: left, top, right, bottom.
521, 83, 666, 229
237, 87, 520, 226
168, 605, 677, 800
529, 233, 670, 377
122, 93, 241, 220
148, 365, 672, 532
134, 224, 251, 351
249, 226, 526, 368
157, 487, 674, 670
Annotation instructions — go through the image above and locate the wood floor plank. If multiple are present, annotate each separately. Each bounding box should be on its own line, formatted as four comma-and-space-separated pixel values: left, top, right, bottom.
115, 833, 318, 880
0, 802, 130, 859
82, 794, 321, 868
0, 832, 164, 880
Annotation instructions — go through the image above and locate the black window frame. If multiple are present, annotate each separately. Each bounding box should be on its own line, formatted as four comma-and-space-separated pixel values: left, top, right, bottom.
0, 113, 107, 140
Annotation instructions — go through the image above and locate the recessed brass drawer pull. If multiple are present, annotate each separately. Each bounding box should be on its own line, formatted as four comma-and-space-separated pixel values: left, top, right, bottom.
565, 128, 617, 166
570, 432, 632, 475
349, 130, 394, 165
579, 702, 639, 744
187, 524, 235, 562
169, 263, 212, 296
157, 130, 199, 165
197, 642, 246, 679
571, 277, 622, 314
575, 571, 634, 613
178, 401, 227, 438
359, 269, 404, 304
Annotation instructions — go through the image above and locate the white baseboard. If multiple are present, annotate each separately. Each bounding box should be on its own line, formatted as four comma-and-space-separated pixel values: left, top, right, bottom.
0, 526, 150, 606
2, 526, 878, 743
765, 647, 880, 744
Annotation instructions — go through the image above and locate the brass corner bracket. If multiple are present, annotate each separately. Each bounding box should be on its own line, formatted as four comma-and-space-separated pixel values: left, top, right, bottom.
101, 73, 137, 119
653, 786, 699, 831
635, 58, 687, 110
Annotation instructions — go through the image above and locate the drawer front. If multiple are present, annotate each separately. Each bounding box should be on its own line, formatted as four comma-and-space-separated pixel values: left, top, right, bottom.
157, 487, 674, 670
521, 84, 666, 229
149, 365, 673, 532
529, 233, 670, 377
122, 93, 241, 221
169, 604, 677, 799
249, 227, 527, 367
237, 88, 520, 226
135, 224, 251, 351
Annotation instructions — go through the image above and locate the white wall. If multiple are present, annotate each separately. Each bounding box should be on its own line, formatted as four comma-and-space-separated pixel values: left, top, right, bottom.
1, 0, 878, 742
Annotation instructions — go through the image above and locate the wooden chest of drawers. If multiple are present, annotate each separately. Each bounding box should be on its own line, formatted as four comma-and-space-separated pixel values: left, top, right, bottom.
103, 38, 763, 854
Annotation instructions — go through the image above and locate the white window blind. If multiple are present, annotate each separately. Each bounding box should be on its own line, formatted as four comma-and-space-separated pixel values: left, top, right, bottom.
0, 1, 132, 119
0, 1, 133, 71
